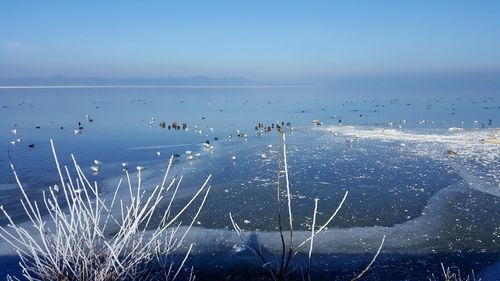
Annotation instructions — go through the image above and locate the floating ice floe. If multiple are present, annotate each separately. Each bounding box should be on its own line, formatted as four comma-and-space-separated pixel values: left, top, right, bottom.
448, 127, 464, 132
312, 119, 322, 126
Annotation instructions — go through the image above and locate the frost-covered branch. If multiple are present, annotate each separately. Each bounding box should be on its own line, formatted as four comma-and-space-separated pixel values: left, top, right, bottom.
0, 139, 210, 281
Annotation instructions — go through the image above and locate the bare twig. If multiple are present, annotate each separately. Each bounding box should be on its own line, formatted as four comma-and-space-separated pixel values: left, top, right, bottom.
228, 130, 381, 281
351, 235, 386, 281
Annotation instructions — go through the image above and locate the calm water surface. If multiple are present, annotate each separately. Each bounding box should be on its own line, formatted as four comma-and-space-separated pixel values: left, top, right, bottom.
0, 87, 498, 280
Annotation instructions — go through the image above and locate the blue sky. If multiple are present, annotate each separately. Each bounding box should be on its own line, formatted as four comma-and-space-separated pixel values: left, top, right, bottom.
1, 0, 500, 82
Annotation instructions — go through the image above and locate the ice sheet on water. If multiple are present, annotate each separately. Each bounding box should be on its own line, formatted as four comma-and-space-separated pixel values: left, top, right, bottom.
89, 126, 485, 233
152, 180, 497, 256
320, 126, 500, 197
2, 126, 497, 259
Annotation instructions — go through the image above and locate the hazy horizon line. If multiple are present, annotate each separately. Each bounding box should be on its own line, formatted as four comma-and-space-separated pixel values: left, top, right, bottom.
0, 84, 318, 89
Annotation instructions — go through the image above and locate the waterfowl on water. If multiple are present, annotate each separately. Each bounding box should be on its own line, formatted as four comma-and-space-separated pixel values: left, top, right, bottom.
204, 140, 210, 148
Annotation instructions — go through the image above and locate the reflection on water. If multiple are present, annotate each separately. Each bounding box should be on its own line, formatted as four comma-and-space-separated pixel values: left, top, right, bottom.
0, 87, 498, 279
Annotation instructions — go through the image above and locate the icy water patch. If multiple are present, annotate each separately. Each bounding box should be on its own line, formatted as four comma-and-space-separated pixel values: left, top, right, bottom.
161, 126, 499, 279
320, 126, 500, 197
1, 126, 499, 279
105, 127, 467, 233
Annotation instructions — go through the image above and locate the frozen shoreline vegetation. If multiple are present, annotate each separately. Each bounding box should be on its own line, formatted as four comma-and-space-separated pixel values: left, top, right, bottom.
0, 134, 384, 281
0, 125, 498, 280
229, 131, 385, 280
0, 133, 389, 281
0, 140, 211, 281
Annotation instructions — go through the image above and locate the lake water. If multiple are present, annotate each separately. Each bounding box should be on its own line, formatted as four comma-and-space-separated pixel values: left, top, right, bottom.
0, 87, 499, 280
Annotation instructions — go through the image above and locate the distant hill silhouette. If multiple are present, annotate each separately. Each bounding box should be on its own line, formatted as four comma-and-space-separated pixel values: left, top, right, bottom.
0, 76, 259, 86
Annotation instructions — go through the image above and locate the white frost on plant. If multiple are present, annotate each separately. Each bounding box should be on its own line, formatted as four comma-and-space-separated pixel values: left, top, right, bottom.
0, 139, 211, 281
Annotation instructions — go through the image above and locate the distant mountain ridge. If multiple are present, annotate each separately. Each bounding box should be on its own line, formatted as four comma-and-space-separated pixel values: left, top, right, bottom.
0, 76, 259, 86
